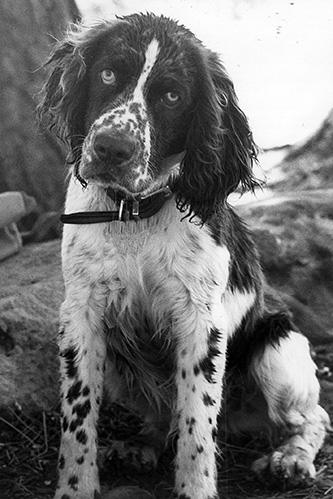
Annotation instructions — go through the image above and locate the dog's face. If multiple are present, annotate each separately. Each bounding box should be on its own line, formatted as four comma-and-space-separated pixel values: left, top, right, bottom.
81, 18, 198, 195
40, 13, 259, 221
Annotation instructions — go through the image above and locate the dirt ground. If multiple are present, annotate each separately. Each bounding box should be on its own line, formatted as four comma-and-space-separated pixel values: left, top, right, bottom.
1, 350, 333, 499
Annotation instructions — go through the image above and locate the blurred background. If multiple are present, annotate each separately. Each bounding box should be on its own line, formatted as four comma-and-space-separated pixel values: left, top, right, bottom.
77, 0, 333, 149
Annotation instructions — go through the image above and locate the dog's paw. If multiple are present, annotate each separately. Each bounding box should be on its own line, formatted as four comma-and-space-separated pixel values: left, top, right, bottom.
252, 443, 316, 487
104, 440, 159, 473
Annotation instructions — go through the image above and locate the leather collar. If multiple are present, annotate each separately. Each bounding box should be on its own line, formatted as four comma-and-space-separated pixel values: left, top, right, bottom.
60, 186, 173, 225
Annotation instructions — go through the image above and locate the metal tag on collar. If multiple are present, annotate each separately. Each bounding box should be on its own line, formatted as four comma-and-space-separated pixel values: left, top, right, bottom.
132, 199, 140, 220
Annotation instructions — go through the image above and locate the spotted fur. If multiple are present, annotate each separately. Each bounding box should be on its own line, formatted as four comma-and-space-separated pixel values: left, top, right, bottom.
39, 13, 330, 499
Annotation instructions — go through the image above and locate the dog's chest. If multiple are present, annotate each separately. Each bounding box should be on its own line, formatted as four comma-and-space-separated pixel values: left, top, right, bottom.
62, 191, 232, 337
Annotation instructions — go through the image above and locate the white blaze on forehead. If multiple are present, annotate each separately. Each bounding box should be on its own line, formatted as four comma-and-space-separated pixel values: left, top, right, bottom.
133, 38, 160, 100
131, 38, 160, 189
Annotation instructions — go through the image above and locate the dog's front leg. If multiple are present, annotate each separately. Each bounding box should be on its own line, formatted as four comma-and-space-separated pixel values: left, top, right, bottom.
54, 289, 107, 499
174, 290, 227, 499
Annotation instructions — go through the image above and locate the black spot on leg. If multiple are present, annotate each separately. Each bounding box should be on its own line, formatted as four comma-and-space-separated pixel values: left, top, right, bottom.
60, 346, 79, 378
61, 495, 71, 499
208, 417, 212, 424
204, 468, 209, 477
202, 392, 215, 406
62, 416, 69, 432
181, 369, 186, 379
76, 429, 88, 445
197, 444, 204, 453
198, 327, 222, 383
68, 474, 78, 490
187, 416, 196, 434
72, 399, 91, 419
199, 356, 216, 383
193, 364, 200, 376
82, 385, 90, 397
67, 380, 82, 404
209, 327, 220, 345
76, 455, 85, 464
59, 454, 65, 469
69, 418, 83, 433
212, 427, 218, 442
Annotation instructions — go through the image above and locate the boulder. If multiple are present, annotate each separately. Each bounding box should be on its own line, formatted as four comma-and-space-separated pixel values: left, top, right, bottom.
269, 109, 333, 191
237, 189, 333, 344
0, 240, 63, 412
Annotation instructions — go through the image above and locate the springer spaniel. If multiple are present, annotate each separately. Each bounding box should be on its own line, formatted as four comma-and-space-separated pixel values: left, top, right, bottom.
39, 13, 329, 499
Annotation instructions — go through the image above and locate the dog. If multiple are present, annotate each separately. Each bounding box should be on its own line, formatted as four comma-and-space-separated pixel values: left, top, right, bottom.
39, 13, 330, 499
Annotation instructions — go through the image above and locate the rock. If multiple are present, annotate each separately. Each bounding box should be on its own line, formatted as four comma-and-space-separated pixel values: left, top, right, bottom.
0, 240, 63, 412
270, 109, 333, 191
0, 0, 80, 212
237, 189, 333, 344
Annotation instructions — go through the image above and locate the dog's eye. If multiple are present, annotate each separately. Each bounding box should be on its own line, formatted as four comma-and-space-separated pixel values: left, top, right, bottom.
161, 91, 180, 107
101, 69, 116, 85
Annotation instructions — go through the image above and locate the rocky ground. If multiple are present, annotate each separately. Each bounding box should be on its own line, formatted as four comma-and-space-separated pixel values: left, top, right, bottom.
1, 117, 333, 498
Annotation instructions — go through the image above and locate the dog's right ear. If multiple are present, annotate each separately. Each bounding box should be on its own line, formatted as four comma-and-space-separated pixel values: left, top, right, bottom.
38, 22, 118, 168
38, 32, 89, 166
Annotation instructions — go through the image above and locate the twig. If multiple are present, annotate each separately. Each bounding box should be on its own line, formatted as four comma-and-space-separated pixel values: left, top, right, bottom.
42, 411, 48, 452
324, 485, 333, 496
0, 415, 36, 447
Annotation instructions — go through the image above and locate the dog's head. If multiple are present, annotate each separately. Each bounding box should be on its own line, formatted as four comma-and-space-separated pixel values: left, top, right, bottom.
39, 13, 259, 222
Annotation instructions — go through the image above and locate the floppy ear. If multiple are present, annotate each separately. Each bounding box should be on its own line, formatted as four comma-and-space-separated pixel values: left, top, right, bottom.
38, 22, 117, 179
176, 49, 260, 223
38, 32, 89, 172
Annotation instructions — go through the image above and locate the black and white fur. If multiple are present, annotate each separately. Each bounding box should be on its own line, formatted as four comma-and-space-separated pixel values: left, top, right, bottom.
39, 13, 329, 499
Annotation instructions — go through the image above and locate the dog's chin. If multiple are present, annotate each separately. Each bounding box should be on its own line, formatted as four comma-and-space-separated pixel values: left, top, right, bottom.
78, 167, 144, 194
79, 153, 183, 198
79, 171, 158, 198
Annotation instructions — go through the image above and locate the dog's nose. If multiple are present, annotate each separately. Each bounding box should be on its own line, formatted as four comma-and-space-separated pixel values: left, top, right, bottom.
93, 132, 136, 165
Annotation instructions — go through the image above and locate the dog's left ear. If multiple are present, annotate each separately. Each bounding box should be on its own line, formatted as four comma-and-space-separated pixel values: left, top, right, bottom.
176, 49, 261, 223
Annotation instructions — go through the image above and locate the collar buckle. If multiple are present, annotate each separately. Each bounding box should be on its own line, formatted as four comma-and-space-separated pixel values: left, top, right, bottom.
118, 199, 125, 221
131, 199, 140, 220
